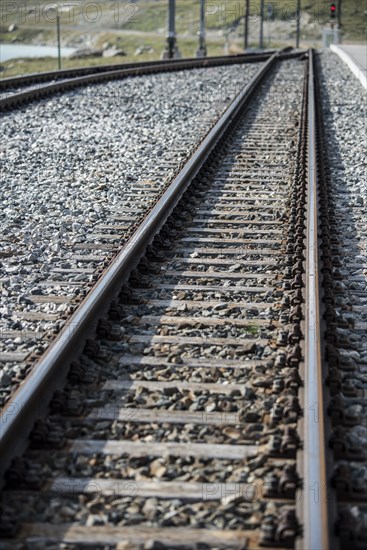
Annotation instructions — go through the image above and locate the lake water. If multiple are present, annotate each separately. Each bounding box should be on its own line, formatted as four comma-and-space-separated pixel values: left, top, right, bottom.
0, 44, 76, 63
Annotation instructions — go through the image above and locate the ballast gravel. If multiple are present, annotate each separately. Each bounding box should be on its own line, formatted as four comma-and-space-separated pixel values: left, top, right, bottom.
319, 51, 367, 386
319, 50, 367, 539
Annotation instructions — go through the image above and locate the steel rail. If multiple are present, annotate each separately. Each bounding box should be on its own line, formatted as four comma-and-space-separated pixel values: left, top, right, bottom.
0, 50, 280, 482
0, 51, 275, 90
0, 50, 302, 112
301, 48, 330, 550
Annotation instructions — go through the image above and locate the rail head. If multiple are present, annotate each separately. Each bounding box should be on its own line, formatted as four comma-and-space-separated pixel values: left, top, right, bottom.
299, 48, 335, 550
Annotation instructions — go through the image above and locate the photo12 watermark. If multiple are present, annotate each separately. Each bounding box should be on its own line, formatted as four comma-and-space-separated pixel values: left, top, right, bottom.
1, 2, 139, 25
204, 1, 336, 25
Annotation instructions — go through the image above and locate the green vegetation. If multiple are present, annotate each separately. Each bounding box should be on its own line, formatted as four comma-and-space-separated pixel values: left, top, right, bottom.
336, 0, 367, 41
0, 35, 226, 78
245, 324, 260, 335
121, 0, 199, 33
1, 56, 132, 78
119, 0, 366, 39
0, 26, 53, 44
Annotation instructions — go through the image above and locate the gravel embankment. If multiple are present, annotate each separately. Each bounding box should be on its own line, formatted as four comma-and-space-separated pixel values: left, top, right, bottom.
319, 50, 367, 541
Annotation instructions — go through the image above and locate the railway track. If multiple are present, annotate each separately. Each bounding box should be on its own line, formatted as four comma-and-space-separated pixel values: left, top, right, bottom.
0, 52, 274, 93
0, 48, 365, 549
0, 51, 303, 112
0, 59, 266, 412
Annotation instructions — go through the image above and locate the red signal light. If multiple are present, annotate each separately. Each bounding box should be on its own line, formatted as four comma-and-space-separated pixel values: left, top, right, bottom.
330, 3, 336, 18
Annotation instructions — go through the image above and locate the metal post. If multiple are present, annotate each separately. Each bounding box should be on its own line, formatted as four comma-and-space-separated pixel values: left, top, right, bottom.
259, 0, 264, 49
161, 0, 181, 59
244, 0, 249, 50
197, 0, 207, 57
168, 0, 175, 58
267, 3, 273, 48
296, 0, 301, 49
224, 30, 229, 55
56, 13, 61, 70
337, 0, 342, 28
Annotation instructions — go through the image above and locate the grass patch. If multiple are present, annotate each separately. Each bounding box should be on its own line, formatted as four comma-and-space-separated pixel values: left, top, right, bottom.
121, 0, 199, 34
0, 26, 53, 43
0, 36, 228, 78
245, 324, 260, 335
